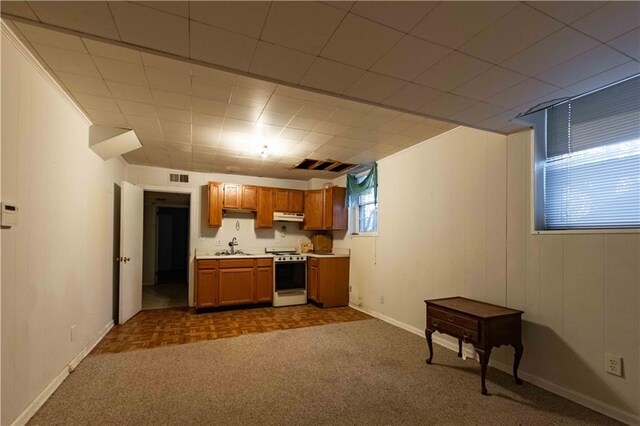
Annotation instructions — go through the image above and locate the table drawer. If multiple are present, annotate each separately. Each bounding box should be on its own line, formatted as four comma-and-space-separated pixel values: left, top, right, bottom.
197, 259, 218, 269
428, 307, 479, 331
428, 316, 479, 343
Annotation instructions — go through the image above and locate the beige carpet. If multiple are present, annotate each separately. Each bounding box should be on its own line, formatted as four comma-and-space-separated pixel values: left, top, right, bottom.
30, 319, 619, 425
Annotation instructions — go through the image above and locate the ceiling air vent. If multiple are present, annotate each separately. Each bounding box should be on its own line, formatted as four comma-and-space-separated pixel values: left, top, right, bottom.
293, 158, 356, 173
169, 173, 189, 183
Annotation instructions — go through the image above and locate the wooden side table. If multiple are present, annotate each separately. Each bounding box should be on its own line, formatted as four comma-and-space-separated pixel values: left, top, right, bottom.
424, 297, 524, 395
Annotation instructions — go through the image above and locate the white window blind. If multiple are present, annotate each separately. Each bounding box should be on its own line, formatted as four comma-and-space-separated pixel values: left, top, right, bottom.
543, 76, 640, 229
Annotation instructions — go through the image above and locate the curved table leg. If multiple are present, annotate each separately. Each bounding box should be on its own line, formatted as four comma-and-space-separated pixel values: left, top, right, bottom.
425, 329, 434, 364
458, 339, 463, 358
477, 348, 492, 395
513, 343, 524, 384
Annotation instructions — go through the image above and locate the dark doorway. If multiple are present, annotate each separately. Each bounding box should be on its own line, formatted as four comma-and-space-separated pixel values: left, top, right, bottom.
142, 191, 190, 310
112, 183, 121, 324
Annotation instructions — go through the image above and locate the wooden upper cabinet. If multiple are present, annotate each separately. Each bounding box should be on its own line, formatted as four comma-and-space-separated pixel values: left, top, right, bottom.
255, 187, 274, 229
304, 187, 347, 230
208, 182, 223, 228
304, 190, 324, 230
273, 189, 305, 213
289, 190, 304, 213
222, 183, 242, 209
241, 185, 257, 210
274, 189, 290, 212
323, 186, 347, 230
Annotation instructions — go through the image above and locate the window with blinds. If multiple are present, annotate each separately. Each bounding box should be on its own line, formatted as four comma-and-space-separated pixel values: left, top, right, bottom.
541, 75, 640, 230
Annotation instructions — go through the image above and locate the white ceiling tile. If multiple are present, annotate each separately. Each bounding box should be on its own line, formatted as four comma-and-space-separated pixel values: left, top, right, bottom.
152, 90, 191, 111
453, 67, 528, 101
192, 125, 221, 146
74, 93, 119, 112
485, 78, 558, 109
350, 1, 438, 32
192, 112, 225, 128
16, 22, 86, 52
526, 1, 605, 24
249, 42, 316, 84
451, 102, 506, 124
192, 77, 233, 103
419, 93, 477, 117
192, 64, 237, 85
122, 148, 149, 165
192, 97, 228, 116
28, 1, 120, 39
160, 120, 191, 141
86, 108, 128, 127
224, 118, 257, 134
146, 68, 191, 95
384, 83, 444, 111
33, 44, 100, 77
157, 106, 191, 124
537, 45, 629, 88
321, 14, 404, 69
83, 38, 142, 64
411, 1, 518, 49
608, 28, 640, 60
274, 85, 317, 101
476, 110, 520, 133
459, 4, 564, 64
116, 100, 157, 118
261, 2, 346, 55
303, 132, 334, 145
371, 35, 451, 81
287, 116, 321, 131
314, 121, 349, 136
141, 52, 192, 75
93, 56, 149, 87
344, 72, 405, 102
414, 52, 493, 92
296, 103, 336, 120
571, 2, 640, 42
127, 116, 163, 139
566, 61, 640, 95
501, 27, 600, 76
56, 72, 112, 97
235, 76, 277, 92
190, 21, 258, 72
134, 1, 189, 18
326, 108, 365, 125
229, 90, 270, 109
377, 119, 419, 134
280, 128, 309, 141
300, 58, 364, 93
226, 104, 262, 122
109, 1, 189, 56
189, 1, 270, 38
1, 1, 38, 20
107, 81, 154, 103
258, 110, 293, 127
264, 95, 306, 115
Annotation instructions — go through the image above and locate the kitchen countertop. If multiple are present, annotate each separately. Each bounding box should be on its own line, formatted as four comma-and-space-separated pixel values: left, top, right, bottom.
195, 251, 350, 260
303, 253, 350, 258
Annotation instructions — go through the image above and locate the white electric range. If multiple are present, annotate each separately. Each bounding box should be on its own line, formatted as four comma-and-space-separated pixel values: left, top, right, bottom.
266, 247, 307, 307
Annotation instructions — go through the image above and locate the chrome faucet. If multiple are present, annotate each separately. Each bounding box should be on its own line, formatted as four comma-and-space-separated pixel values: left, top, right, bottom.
228, 237, 239, 254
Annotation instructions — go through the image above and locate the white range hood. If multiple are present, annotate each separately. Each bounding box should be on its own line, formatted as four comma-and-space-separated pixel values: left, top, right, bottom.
273, 212, 304, 222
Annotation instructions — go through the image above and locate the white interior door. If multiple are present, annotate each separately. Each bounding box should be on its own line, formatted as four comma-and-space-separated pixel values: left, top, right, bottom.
119, 181, 144, 324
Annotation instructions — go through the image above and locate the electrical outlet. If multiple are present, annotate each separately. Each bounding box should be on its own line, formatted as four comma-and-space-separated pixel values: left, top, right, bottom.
380, 295, 385, 304
349, 286, 352, 292
214, 239, 222, 246
605, 353, 623, 377
70, 325, 76, 342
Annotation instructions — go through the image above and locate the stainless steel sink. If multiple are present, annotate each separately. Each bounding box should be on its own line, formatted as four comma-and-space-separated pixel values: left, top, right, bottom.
214, 251, 249, 256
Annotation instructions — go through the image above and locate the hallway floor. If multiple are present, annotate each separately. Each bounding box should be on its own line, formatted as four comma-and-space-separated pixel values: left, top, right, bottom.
142, 282, 188, 310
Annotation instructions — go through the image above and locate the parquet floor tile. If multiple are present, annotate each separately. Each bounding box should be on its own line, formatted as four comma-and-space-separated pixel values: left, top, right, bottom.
91, 304, 372, 355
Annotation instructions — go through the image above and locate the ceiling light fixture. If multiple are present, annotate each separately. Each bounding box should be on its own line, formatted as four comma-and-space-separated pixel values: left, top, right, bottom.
259, 145, 269, 159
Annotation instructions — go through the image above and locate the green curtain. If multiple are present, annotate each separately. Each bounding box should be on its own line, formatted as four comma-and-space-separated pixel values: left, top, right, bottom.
346, 162, 377, 207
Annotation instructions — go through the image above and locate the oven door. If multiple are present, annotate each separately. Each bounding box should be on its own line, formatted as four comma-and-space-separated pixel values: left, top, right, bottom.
274, 261, 306, 292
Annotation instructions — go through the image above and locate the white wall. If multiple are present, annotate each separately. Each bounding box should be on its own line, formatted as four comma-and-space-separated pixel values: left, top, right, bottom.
506, 131, 639, 421
128, 165, 314, 254
334, 127, 639, 423
1, 32, 127, 424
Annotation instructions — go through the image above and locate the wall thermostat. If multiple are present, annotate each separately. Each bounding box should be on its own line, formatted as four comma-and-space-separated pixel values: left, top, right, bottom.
1, 202, 18, 227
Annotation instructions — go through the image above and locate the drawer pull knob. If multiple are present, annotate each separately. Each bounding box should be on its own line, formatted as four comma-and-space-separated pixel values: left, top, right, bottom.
432, 320, 439, 327
447, 314, 455, 322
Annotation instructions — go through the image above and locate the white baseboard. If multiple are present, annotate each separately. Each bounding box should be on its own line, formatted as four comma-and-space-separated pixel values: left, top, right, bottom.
350, 304, 638, 425
10, 320, 114, 426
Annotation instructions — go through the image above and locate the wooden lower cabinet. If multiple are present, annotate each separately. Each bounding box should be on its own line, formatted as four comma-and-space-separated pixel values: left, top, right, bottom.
307, 257, 349, 308
195, 258, 273, 309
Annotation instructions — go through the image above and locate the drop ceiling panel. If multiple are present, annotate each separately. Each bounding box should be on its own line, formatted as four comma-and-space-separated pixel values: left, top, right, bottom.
459, 4, 564, 64
526, 1, 605, 24
261, 1, 346, 55
321, 14, 404, 69
27, 1, 120, 39
109, 1, 189, 56
6, 2, 639, 178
